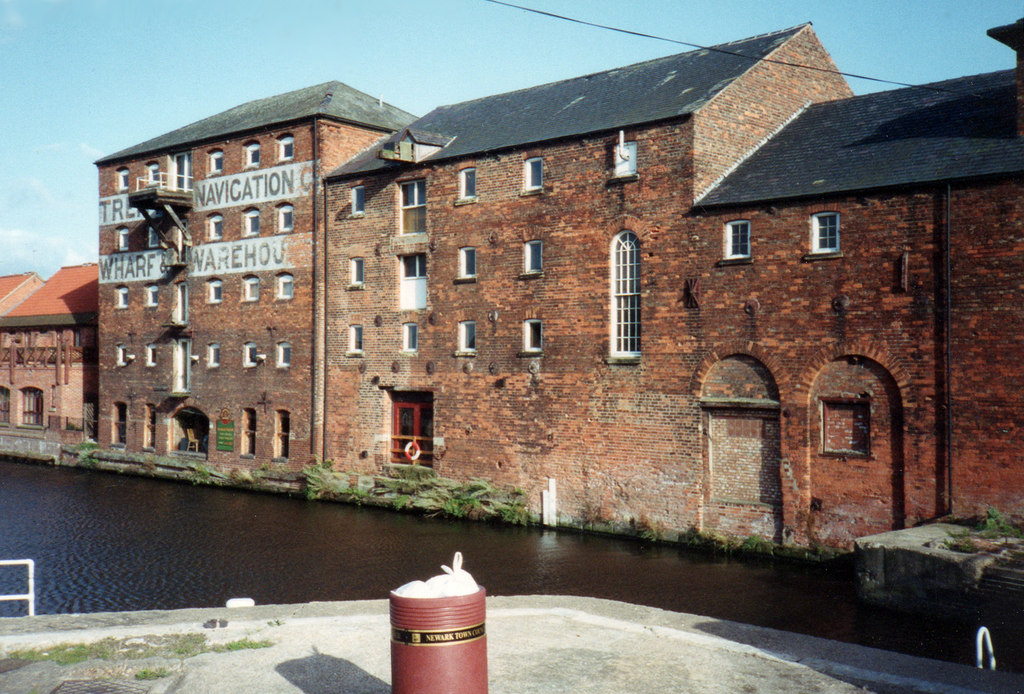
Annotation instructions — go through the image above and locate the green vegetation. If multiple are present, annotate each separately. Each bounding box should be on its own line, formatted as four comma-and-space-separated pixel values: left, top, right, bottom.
7, 632, 270, 667
944, 506, 1023, 553
135, 668, 171, 680
217, 638, 272, 652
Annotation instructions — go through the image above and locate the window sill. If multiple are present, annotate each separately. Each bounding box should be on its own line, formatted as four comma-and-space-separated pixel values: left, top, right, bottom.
605, 355, 640, 365
240, 454, 255, 459
519, 187, 545, 197
454, 196, 478, 206
272, 457, 289, 464
803, 251, 843, 262
453, 350, 477, 358
110, 443, 126, 449
17, 424, 44, 431
346, 351, 364, 358
454, 276, 477, 285
346, 283, 365, 291
607, 173, 639, 185
517, 350, 543, 358
820, 450, 872, 459
518, 271, 543, 280
717, 257, 752, 267
349, 212, 365, 219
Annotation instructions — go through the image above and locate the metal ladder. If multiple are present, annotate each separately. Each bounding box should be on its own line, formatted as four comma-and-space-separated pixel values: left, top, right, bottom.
0, 559, 35, 617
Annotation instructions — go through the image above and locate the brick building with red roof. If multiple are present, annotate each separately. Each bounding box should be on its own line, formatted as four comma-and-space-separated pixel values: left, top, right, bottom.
0, 264, 98, 459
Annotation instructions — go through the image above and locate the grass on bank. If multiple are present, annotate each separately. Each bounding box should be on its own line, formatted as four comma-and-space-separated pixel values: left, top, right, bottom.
7, 633, 272, 667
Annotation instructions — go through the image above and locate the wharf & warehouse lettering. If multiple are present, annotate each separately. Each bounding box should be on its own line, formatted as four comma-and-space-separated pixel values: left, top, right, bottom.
99, 237, 291, 283
98, 162, 313, 226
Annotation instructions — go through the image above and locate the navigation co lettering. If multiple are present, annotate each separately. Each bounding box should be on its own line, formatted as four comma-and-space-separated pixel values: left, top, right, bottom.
194, 168, 298, 208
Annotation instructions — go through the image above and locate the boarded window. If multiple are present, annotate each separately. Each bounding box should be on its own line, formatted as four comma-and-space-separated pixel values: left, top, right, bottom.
822, 400, 870, 455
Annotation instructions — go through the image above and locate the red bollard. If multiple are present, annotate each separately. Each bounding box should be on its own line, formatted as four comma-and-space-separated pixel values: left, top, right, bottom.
390, 586, 487, 693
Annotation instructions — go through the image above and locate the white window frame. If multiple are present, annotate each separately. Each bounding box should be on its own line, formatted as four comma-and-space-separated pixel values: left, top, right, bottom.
614, 140, 637, 177
243, 342, 259, 368
277, 273, 293, 300
459, 247, 477, 279
145, 344, 157, 367
524, 157, 543, 191
116, 227, 129, 251
116, 285, 128, 309
144, 284, 159, 308
459, 168, 477, 199
173, 152, 192, 191
208, 214, 223, 241
242, 276, 260, 302
610, 231, 641, 357
147, 226, 160, 249
402, 322, 418, 352
812, 212, 840, 253
523, 319, 543, 353
349, 325, 364, 354
245, 142, 260, 168
277, 204, 294, 233
725, 220, 751, 259
399, 254, 427, 310
350, 257, 365, 286
277, 135, 294, 162
207, 278, 222, 304
276, 341, 292, 368
174, 282, 188, 324
400, 179, 426, 235
244, 209, 260, 237
458, 321, 477, 354
146, 162, 160, 186
524, 239, 543, 273
351, 186, 365, 215
116, 344, 128, 367
116, 168, 129, 191
207, 343, 220, 368
208, 150, 223, 175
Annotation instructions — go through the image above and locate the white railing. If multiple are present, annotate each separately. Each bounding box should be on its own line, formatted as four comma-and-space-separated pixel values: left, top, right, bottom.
135, 172, 192, 193
0, 559, 35, 617
976, 626, 996, 670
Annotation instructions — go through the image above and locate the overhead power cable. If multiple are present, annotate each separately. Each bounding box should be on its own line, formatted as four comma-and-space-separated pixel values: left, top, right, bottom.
482, 0, 977, 97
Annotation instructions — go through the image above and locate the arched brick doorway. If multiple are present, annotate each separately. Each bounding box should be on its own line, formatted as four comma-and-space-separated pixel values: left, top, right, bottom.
701, 355, 783, 542
808, 356, 905, 545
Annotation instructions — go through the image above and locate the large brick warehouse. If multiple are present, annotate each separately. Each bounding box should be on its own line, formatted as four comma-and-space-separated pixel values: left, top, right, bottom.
95, 19, 1024, 547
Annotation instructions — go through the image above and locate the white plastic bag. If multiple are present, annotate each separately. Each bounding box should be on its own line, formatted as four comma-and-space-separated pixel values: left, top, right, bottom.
394, 552, 479, 598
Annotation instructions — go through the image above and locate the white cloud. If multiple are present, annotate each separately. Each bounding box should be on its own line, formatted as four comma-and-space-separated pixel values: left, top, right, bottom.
78, 142, 104, 160
0, 226, 96, 279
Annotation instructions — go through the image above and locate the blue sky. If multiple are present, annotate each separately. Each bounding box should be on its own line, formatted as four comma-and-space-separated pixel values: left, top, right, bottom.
1, 0, 1020, 279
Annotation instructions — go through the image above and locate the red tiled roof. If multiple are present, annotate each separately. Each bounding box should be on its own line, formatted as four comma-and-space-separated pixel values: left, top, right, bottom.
4, 264, 98, 318
0, 273, 38, 302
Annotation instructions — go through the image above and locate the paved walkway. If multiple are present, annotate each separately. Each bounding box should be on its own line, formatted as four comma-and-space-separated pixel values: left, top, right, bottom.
0, 596, 1022, 693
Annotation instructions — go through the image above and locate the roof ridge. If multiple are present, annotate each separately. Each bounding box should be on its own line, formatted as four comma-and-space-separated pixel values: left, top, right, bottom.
425, 24, 808, 115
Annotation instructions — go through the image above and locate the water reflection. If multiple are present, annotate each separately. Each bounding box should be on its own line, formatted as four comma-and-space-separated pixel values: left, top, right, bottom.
0, 460, 1018, 671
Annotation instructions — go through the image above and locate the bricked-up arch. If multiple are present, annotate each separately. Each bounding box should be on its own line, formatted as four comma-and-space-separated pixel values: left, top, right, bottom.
807, 356, 905, 546
700, 355, 783, 542
172, 407, 209, 455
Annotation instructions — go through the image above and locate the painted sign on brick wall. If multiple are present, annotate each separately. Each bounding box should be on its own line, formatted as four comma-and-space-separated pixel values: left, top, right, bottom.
98, 237, 292, 283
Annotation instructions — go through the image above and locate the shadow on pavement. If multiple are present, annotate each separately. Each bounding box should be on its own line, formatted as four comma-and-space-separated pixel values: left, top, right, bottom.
276, 648, 389, 694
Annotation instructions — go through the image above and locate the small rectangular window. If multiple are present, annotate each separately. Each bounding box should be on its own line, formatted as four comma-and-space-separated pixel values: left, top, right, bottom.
277, 342, 291, 368
459, 247, 477, 279
147, 227, 160, 249
400, 254, 427, 310
278, 135, 294, 161
277, 274, 293, 300
352, 186, 365, 215
117, 168, 129, 191
145, 284, 159, 307
246, 142, 260, 167
145, 344, 156, 367
116, 286, 128, 309
459, 168, 477, 199
245, 210, 260, 237
614, 140, 637, 177
275, 410, 290, 459
117, 227, 129, 251
209, 150, 223, 174
243, 408, 256, 455
403, 322, 418, 352
401, 180, 427, 234
116, 344, 128, 367
350, 257, 365, 286
208, 215, 223, 241
524, 157, 543, 191
523, 319, 543, 352
207, 279, 222, 304
524, 240, 543, 273
726, 220, 751, 259
243, 342, 258, 368
207, 343, 220, 368
278, 205, 293, 233
813, 212, 840, 253
349, 325, 364, 354
459, 321, 476, 353
144, 404, 156, 449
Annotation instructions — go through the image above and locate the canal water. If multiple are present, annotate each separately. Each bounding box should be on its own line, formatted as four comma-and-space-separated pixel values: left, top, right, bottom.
0, 459, 1020, 671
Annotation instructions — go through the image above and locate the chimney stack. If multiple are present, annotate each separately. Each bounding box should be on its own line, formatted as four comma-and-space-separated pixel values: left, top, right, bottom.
988, 18, 1024, 137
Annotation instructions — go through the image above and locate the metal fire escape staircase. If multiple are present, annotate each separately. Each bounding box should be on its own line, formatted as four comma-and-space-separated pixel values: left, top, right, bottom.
127, 172, 193, 275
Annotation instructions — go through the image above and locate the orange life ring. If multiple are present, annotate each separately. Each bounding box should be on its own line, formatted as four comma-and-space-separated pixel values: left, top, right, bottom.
404, 440, 422, 461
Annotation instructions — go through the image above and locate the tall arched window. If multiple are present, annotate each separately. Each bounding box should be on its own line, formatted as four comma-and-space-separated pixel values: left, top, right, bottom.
611, 231, 641, 357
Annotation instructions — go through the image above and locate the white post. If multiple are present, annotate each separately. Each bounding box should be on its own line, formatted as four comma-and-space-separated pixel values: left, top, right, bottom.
542, 478, 557, 527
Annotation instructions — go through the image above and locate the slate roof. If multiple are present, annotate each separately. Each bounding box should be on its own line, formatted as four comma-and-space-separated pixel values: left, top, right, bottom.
0, 264, 98, 327
329, 25, 808, 178
700, 70, 1024, 207
97, 82, 416, 165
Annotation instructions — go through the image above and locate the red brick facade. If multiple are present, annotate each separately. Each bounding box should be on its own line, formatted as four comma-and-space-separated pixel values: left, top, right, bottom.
319, 26, 1024, 548
96, 116, 397, 470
